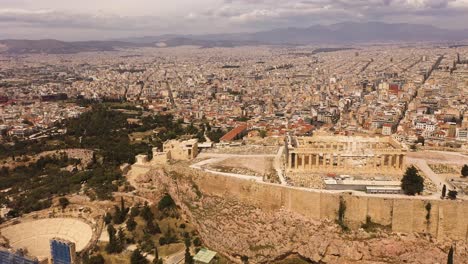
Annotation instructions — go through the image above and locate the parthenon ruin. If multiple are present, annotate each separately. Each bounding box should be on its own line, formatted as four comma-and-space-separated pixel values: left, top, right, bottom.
286, 135, 407, 175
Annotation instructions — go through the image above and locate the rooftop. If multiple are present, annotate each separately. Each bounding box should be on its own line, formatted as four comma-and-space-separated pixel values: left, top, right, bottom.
193, 248, 217, 263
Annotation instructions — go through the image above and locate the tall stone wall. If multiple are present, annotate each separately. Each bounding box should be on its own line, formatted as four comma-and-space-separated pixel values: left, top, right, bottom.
176, 167, 468, 241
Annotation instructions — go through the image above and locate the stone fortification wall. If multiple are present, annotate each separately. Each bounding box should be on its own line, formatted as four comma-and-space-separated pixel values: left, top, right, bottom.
138, 165, 468, 263
170, 166, 468, 241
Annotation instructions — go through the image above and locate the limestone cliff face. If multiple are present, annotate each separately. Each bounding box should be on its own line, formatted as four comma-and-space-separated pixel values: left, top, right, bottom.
135, 167, 467, 264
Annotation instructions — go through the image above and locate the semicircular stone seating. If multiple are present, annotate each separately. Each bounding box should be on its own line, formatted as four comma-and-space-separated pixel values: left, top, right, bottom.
0, 218, 93, 259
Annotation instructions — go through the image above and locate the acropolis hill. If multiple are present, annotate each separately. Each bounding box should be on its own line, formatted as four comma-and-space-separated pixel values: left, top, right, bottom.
127, 136, 468, 264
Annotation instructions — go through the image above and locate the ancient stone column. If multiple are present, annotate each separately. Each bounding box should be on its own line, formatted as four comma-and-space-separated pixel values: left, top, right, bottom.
294, 154, 299, 170
301, 154, 306, 170
288, 153, 292, 169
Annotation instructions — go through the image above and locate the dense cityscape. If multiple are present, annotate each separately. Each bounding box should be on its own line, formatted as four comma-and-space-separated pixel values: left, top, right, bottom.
1, 45, 467, 146
0, 1, 468, 263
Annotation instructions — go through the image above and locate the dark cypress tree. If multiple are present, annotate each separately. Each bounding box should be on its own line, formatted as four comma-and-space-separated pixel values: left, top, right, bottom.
152, 247, 160, 264
447, 245, 454, 264
106, 225, 119, 253
120, 197, 127, 213
442, 184, 447, 199
104, 212, 112, 225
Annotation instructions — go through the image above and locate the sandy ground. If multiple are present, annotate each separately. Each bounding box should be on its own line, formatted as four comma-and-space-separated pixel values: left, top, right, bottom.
407, 151, 468, 165
204, 145, 278, 155
209, 156, 275, 176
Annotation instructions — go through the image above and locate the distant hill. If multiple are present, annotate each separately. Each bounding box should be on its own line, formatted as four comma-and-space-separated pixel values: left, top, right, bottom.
242, 22, 468, 44
0, 39, 143, 54
121, 22, 468, 45
2, 22, 467, 54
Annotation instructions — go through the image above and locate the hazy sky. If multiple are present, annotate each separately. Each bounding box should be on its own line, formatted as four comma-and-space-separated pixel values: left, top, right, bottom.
1, 0, 468, 40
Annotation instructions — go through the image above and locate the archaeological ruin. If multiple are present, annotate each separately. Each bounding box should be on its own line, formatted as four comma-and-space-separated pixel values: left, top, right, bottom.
286, 135, 407, 175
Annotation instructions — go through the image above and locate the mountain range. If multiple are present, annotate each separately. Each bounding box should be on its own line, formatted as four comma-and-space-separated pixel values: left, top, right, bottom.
1, 22, 467, 54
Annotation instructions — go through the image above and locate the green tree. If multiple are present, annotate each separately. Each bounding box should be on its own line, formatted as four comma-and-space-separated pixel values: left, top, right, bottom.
462, 164, 468, 177
241, 256, 249, 264
401, 166, 424, 195
145, 220, 161, 235
416, 136, 425, 146
153, 247, 159, 262
259, 130, 267, 138
130, 206, 140, 217
58, 197, 70, 210
448, 190, 458, 200
158, 194, 176, 211
130, 249, 148, 264
442, 184, 447, 199
87, 254, 105, 264
113, 198, 129, 225
105, 225, 122, 254
104, 213, 112, 225
117, 227, 126, 249
141, 203, 154, 222
447, 245, 454, 264
193, 237, 201, 247
206, 129, 226, 143
184, 237, 192, 264
127, 216, 137, 231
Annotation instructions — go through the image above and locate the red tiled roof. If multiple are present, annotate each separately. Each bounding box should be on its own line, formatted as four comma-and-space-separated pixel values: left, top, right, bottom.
220, 125, 248, 142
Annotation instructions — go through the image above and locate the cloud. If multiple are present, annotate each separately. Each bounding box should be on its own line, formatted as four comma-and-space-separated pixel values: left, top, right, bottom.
0, 0, 467, 40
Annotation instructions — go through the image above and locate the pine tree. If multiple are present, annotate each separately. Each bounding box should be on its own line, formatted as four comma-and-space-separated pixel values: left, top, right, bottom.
401, 165, 424, 195
131, 249, 148, 264
145, 220, 161, 235
447, 245, 454, 264
127, 216, 137, 231
141, 203, 154, 222
88, 254, 105, 264
442, 184, 447, 198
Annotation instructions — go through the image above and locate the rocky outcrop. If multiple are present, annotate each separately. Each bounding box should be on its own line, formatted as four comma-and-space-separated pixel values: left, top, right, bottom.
133, 167, 467, 264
